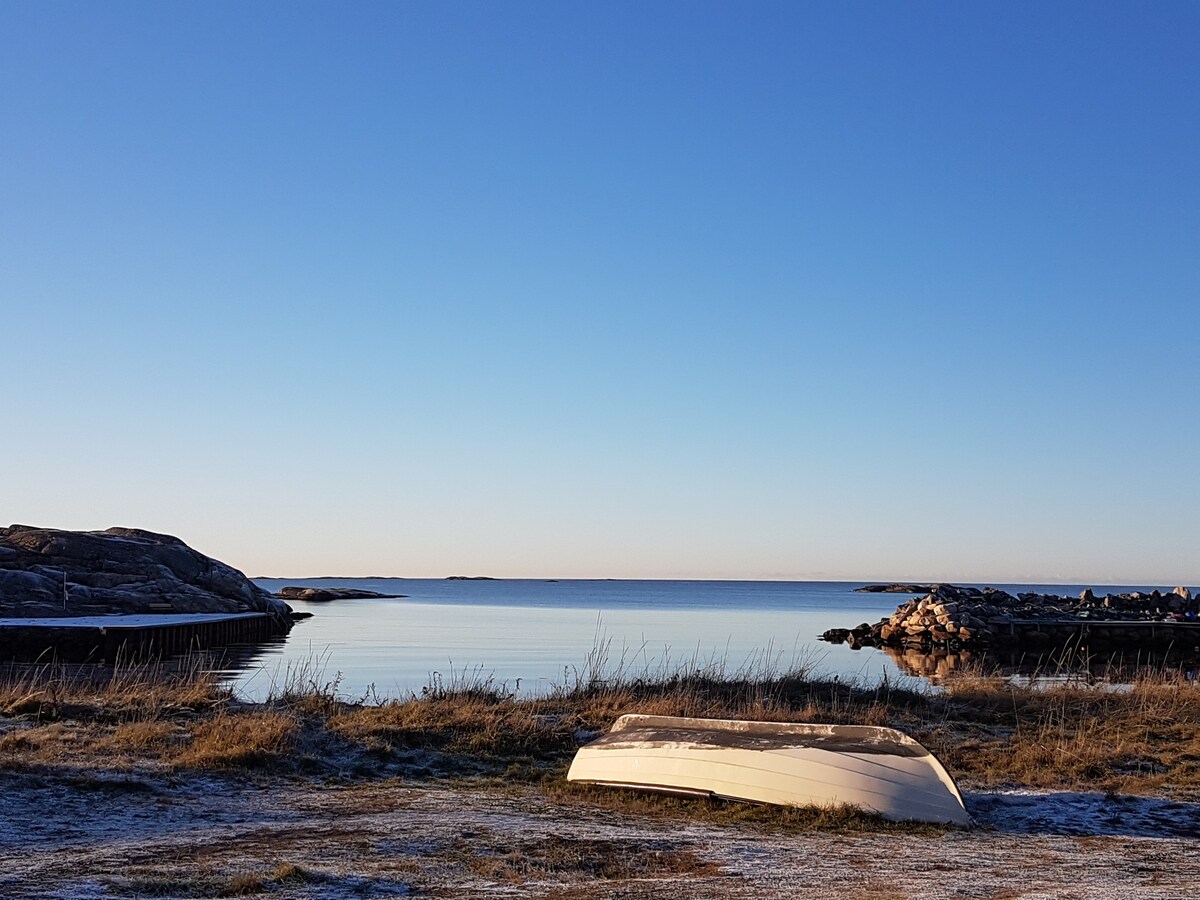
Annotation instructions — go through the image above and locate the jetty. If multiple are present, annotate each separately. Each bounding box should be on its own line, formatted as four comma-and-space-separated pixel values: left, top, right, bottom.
988, 616, 1200, 649
821, 584, 1200, 656
0, 612, 280, 662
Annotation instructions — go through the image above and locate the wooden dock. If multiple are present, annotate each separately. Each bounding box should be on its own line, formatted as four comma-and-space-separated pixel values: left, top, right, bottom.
0, 612, 285, 662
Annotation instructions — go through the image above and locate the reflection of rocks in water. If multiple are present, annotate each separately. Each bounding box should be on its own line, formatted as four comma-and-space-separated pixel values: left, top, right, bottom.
883, 645, 978, 681
883, 644, 1200, 685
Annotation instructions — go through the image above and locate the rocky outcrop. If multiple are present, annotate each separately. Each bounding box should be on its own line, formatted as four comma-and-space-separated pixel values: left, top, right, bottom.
276, 587, 406, 602
822, 584, 1200, 652
0, 524, 292, 624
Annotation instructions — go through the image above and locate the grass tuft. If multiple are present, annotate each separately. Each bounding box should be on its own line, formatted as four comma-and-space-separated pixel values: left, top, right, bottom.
935, 669, 1200, 795
173, 711, 299, 770
0, 656, 229, 722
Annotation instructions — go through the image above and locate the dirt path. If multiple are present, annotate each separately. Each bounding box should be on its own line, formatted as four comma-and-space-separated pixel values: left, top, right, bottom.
2, 773, 1199, 898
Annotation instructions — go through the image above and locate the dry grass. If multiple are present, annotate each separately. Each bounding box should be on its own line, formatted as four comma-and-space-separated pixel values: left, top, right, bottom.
323, 668, 923, 782
932, 670, 1200, 796
0, 658, 292, 774
0, 657, 229, 722
328, 695, 569, 762
113, 863, 326, 897
172, 710, 300, 769
105, 719, 183, 751
3, 652, 1200, 808
441, 832, 723, 884
0, 721, 104, 769
0, 711, 297, 773
219, 863, 325, 896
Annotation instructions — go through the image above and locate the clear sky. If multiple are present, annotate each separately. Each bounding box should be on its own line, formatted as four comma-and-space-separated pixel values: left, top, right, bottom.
3, 2, 1197, 583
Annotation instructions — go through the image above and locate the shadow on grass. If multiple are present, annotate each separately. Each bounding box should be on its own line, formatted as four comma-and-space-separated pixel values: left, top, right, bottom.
543, 782, 952, 835
965, 789, 1200, 838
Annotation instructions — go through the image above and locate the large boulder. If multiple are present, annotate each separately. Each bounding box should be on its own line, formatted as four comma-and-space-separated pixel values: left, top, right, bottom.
0, 525, 291, 623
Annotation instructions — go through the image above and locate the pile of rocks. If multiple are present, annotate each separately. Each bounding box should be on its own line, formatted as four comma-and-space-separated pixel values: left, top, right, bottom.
822, 584, 1198, 651
874, 585, 1009, 645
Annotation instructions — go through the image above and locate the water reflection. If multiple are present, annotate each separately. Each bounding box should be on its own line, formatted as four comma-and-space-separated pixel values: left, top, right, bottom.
220, 596, 925, 701
882, 645, 981, 682
881, 644, 1200, 685
190, 579, 1200, 699
199, 636, 291, 683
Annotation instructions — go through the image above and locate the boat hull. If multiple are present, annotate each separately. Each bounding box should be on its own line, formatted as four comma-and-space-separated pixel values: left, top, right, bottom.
567, 715, 971, 826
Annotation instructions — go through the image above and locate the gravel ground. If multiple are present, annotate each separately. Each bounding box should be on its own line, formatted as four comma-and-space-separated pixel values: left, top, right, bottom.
2, 773, 1199, 899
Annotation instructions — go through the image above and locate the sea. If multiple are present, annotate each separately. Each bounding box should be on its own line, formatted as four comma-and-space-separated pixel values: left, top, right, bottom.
222, 579, 1171, 702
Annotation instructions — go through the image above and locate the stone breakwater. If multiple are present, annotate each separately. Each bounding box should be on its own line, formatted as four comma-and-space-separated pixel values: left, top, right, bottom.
821, 584, 1200, 652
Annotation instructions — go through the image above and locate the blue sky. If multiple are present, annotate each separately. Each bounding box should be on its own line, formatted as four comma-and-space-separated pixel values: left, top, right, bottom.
3, 2, 1197, 582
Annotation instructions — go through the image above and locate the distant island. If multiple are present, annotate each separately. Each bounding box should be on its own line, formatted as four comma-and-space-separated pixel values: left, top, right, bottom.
856, 583, 938, 593
274, 587, 407, 602
446, 576, 498, 581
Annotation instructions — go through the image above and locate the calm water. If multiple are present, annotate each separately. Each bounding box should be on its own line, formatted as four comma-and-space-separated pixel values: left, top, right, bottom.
220, 579, 1166, 701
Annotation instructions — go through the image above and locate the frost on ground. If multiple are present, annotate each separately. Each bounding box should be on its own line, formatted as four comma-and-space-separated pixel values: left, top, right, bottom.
1, 774, 1198, 899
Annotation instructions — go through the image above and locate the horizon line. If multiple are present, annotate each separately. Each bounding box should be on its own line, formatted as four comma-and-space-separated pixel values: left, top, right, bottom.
249, 574, 1198, 588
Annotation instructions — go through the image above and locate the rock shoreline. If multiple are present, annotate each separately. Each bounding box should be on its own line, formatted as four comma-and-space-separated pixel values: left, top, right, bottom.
822, 583, 1200, 652
0, 525, 294, 659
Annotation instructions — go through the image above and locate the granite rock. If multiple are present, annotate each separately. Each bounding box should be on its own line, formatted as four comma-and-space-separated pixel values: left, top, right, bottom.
0, 524, 291, 623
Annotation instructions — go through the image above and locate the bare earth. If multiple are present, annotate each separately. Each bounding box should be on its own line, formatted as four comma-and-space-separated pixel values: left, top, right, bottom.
2, 774, 1199, 899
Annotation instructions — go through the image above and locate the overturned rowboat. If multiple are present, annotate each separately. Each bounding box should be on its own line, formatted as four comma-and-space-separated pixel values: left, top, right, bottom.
567, 714, 971, 826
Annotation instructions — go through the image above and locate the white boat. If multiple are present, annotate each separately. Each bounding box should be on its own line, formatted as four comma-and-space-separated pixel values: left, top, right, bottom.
566, 714, 971, 826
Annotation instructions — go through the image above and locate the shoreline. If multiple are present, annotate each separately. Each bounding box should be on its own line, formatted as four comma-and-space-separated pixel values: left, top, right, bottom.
2, 660, 1199, 896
